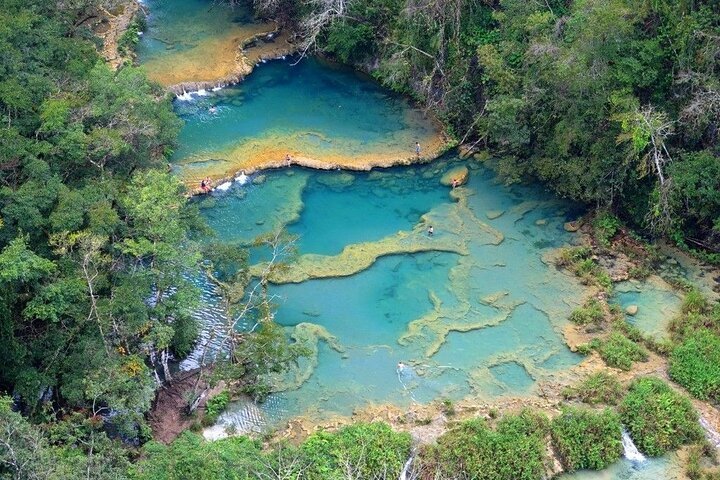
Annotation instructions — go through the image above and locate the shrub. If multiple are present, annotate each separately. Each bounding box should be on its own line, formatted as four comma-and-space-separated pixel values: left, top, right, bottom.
440, 398, 456, 416
569, 298, 604, 325
683, 288, 710, 315
551, 407, 622, 471
562, 372, 623, 405
204, 390, 231, 424
301, 422, 411, 480
593, 211, 621, 248
669, 330, 720, 401
620, 377, 703, 456
595, 332, 648, 371
556, 246, 592, 268
418, 410, 548, 480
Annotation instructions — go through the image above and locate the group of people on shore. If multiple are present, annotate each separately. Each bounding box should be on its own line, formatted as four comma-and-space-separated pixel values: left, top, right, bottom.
199, 176, 212, 193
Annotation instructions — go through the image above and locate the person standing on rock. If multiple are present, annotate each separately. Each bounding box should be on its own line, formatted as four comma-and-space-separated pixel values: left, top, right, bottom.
428, 225, 434, 236
415, 142, 421, 157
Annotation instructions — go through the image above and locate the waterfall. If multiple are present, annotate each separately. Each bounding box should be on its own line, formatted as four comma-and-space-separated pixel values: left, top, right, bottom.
399, 455, 414, 480
699, 416, 720, 448
621, 430, 646, 463
216, 181, 232, 191
176, 90, 194, 101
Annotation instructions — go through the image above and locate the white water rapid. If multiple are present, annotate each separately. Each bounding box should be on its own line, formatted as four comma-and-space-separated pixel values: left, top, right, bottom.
621, 429, 647, 463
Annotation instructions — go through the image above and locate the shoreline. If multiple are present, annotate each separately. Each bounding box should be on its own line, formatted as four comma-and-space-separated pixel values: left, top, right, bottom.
182, 138, 454, 197
160, 27, 298, 95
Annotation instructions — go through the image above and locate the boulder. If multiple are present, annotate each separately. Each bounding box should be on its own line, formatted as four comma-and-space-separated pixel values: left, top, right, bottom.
252, 174, 266, 185
486, 210, 505, 220
564, 220, 581, 232
440, 166, 469, 187
626, 305, 639, 316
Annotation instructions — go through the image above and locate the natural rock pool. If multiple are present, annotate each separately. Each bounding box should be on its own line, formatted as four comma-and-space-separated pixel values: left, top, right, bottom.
137, 0, 286, 90
139, 4, 696, 475
191, 145, 588, 424
171, 58, 447, 183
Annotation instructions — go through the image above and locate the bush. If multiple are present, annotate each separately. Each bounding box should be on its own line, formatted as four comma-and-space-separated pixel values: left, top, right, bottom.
556, 246, 592, 267
593, 211, 621, 248
204, 390, 231, 424
569, 298, 605, 325
418, 410, 549, 480
683, 288, 710, 315
562, 372, 624, 405
669, 330, 720, 401
301, 422, 411, 480
620, 377, 703, 456
323, 21, 375, 63
595, 332, 648, 371
551, 407, 622, 471
131, 431, 263, 479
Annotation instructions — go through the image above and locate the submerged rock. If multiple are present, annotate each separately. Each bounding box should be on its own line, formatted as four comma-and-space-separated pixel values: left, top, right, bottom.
440, 166, 469, 187
252, 174, 266, 185
486, 210, 505, 220
626, 305, 639, 316
317, 172, 355, 187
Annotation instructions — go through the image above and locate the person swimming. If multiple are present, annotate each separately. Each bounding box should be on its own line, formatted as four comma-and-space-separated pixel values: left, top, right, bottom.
209, 106, 217, 114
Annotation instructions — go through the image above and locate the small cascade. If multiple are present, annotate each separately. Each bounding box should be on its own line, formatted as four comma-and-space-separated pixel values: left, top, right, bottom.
216, 181, 232, 191
621, 430, 647, 463
176, 90, 194, 101
399, 454, 414, 480
700, 416, 720, 448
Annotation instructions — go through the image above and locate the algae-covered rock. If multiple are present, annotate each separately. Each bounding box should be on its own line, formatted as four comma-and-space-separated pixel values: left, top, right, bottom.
252, 174, 267, 185
440, 166, 469, 187
473, 150, 491, 162
536, 219, 548, 226
626, 305, 639, 316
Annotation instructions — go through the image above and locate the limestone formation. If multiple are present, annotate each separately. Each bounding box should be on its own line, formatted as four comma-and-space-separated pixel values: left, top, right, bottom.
440, 166, 469, 186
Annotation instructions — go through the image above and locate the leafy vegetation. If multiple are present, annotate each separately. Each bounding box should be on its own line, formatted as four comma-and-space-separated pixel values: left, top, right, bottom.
569, 298, 605, 326
301, 422, 412, 479
555, 246, 613, 292
620, 377, 703, 456
592, 332, 649, 371
550, 407, 622, 471
670, 330, 720, 402
130, 422, 411, 480
417, 410, 549, 480
562, 372, 624, 405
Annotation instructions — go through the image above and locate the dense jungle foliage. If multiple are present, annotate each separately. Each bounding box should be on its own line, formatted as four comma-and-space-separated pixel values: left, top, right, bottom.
271, 0, 720, 252
0, 0, 296, 477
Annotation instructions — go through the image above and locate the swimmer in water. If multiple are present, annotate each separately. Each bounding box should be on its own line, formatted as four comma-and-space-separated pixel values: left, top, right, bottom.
397, 362, 405, 370
209, 106, 217, 114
